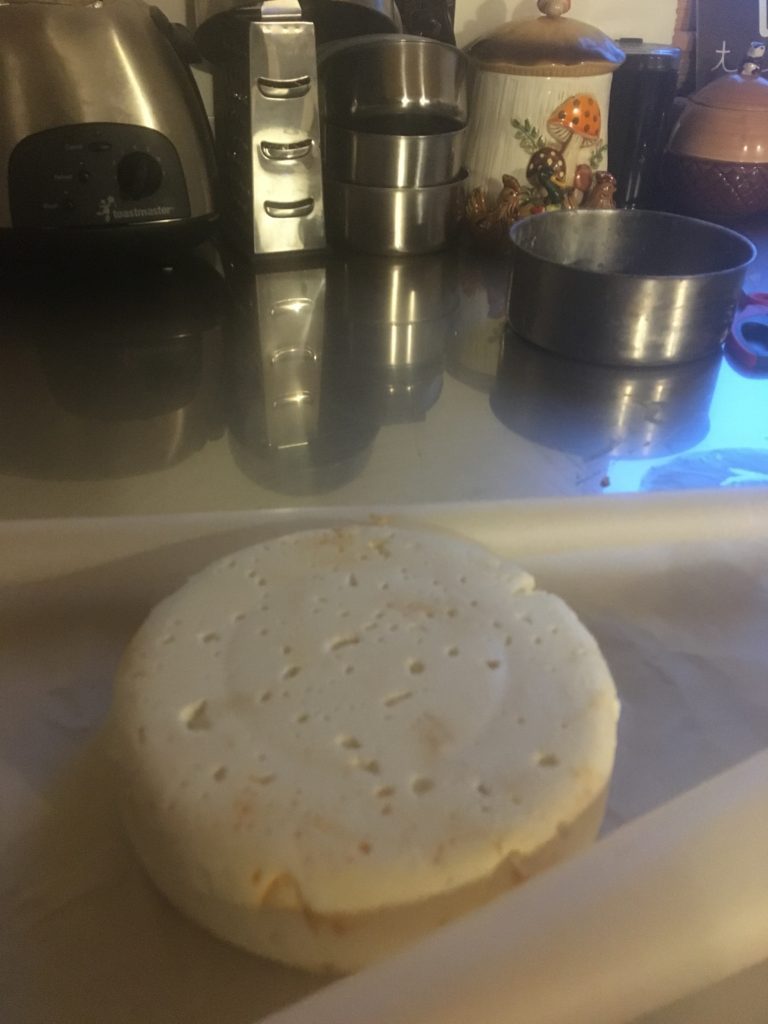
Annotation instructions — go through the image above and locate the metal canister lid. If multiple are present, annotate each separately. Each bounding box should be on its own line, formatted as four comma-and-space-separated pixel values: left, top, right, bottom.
614, 39, 681, 72
466, 0, 624, 78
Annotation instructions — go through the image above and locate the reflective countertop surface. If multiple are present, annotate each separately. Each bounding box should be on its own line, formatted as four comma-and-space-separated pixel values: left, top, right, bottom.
2, 219, 768, 521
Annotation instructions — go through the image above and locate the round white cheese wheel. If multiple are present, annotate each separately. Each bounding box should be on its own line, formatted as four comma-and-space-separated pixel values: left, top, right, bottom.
111, 525, 619, 973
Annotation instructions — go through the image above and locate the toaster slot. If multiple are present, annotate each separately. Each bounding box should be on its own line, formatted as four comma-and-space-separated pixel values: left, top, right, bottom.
264, 198, 315, 218
260, 139, 314, 161
257, 76, 311, 99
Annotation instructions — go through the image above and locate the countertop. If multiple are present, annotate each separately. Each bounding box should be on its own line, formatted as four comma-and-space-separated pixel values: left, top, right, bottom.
3, 217, 768, 1024
1, 216, 768, 521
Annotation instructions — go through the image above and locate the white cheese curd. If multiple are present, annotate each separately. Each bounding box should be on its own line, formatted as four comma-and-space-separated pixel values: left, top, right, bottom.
111, 525, 619, 972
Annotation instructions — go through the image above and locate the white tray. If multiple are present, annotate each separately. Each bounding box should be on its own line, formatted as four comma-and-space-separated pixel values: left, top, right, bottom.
2, 489, 768, 1023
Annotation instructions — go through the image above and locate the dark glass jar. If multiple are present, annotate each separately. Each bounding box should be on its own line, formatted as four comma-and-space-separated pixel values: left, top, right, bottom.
608, 40, 681, 209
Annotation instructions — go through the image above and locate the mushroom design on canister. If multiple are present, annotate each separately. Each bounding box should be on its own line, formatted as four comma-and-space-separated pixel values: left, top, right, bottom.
526, 147, 567, 206
546, 94, 602, 181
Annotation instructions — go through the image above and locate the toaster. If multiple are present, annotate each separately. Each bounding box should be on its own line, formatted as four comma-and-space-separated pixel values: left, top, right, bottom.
0, 0, 217, 253
194, 0, 401, 257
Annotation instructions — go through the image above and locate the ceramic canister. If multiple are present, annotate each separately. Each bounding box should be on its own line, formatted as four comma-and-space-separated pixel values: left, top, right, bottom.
663, 44, 768, 219
463, 0, 624, 215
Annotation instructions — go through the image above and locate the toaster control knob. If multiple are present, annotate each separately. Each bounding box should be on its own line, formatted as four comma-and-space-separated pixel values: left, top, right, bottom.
116, 151, 163, 200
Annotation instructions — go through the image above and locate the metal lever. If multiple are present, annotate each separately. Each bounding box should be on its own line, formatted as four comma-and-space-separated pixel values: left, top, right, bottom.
256, 75, 311, 99
260, 139, 313, 160
264, 198, 315, 218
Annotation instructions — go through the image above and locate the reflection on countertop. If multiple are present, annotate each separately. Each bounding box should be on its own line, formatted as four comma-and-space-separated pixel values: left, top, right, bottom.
222, 247, 461, 494
492, 330, 720, 461
0, 223, 767, 519
224, 254, 377, 496
0, 257, 226, 480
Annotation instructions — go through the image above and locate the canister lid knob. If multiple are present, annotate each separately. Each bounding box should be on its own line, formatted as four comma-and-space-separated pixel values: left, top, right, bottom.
537, 0, 570, 18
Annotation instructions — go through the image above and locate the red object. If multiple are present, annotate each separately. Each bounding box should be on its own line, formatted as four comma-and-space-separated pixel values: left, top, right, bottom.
727, 291, 768, 371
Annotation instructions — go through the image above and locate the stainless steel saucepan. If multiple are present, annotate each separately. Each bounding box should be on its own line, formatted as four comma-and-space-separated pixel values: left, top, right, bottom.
322, 119, 466, 188
507, 210, 755, 366
318, 33, 468, 126
324, 173, 466, 255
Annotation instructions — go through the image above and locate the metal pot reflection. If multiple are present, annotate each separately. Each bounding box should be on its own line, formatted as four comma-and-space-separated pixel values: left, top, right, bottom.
330, 249, 460, 326
491, 329, 720, 459
446, 321, 502, 393
351, 344, 446, 423
0, 258, 225, 479
225, 256, 380, 494
326, 249, 458, 423
446, 248, 510, 393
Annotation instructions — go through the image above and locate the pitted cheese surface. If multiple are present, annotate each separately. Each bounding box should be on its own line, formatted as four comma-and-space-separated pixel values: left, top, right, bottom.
113, 525, 619, 967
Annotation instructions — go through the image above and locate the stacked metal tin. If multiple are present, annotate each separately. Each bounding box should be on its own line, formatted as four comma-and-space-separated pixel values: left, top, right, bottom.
319, 34, 469, 254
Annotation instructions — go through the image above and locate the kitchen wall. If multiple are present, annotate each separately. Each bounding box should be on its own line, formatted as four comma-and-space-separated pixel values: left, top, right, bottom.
165, 0, 676, 116
159, 0, 676, 41
454, 0, 676, 47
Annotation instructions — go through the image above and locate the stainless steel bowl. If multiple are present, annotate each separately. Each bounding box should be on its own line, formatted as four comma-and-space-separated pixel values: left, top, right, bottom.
323, 119, 466, 188
324, 173, 466, 255
318, 34, 468, 127
507, 210, 755, 366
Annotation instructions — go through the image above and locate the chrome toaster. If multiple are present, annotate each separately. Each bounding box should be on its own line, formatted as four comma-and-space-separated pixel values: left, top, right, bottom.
195, 0, 401, 257
0, 0, 217, 255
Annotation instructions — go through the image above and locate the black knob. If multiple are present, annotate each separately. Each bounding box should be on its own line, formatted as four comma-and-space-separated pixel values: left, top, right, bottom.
116, 151, 163, 200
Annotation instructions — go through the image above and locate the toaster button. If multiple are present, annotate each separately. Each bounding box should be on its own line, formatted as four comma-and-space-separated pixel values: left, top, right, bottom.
116, 151, 163, 200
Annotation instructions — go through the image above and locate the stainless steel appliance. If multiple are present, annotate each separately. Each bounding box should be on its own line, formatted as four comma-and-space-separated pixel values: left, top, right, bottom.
195, 0, 401, 257
0, 0, 217, 253
197, 1, 326, 256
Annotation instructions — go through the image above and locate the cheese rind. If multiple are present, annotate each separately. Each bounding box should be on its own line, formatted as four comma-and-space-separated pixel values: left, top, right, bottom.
112, 525, 619, 971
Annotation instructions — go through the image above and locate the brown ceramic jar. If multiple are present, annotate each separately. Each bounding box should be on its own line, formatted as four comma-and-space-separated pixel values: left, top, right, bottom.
664, 54, 768, 219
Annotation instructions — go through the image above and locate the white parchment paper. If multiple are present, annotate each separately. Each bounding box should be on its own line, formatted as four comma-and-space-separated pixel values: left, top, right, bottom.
1, 491, 767, 1023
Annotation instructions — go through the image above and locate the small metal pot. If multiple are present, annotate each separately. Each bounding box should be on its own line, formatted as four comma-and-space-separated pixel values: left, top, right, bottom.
323, 120, 466, 188
318, 34, 468, 126
324, 173, 466, 254
507, 210, 755, 366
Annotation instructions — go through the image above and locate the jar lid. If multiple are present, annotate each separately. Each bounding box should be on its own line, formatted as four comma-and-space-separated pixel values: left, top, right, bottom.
692, 70, 768, 112
466, 0, 624, 78
614, 39, 681, 72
